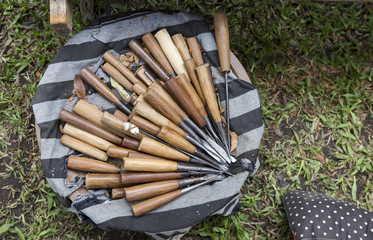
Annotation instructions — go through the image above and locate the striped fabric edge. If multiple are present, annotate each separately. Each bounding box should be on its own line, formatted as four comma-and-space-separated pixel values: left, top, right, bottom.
31, 10, 263, 234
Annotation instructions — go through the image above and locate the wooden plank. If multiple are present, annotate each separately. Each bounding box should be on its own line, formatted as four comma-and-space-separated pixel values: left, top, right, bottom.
50, 0, 73, 35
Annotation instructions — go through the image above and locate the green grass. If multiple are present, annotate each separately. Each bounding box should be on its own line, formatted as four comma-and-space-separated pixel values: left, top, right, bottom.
0, 0, 372, 239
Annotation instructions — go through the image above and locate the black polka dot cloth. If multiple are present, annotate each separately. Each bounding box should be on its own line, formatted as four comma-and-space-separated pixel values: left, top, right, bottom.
282, 191, 373, 240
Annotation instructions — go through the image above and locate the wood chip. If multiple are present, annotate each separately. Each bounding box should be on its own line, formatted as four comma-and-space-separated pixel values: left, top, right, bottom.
73, 74, 86, 100
230, 131, 238, 154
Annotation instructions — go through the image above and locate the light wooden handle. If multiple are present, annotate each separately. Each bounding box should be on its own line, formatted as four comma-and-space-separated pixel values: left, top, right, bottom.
102, 51, 142, 85
187, 37, 204, 67
73, 100, 125, 137
113, 110, 129, 122
127, 152, 169, 160
63, 124, 115, 151
59, 109, 122, 145
79, 67, 120, 104
154, 29, 189, 79
125, 180, 179, 202
135, 66, 154, 86
111, 188, 125, 199
214, 13, 230, 72
101, 112, 143, 140
184, 59, 206, 105
157, 126, 196, 154
121, 172, 185, 185
142, 32, 175, 76
172, 34, 191, 61
60, 134, 108, 161
138, 137, 189, 161
85, 173, 123, 189
195, 64, 222, 123
122, 157, 178, 172
132, 190, 182, 217
107, 146, 130, 159
102, 62, 134, 92
176, 73, 207, 119
67, 156, 119, 173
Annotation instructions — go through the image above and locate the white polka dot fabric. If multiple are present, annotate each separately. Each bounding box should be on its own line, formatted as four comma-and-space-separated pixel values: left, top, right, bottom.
283, 191, 373, 240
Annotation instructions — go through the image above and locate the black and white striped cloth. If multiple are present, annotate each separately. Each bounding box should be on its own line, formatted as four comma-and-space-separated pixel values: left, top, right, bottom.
32, 11, 263, 239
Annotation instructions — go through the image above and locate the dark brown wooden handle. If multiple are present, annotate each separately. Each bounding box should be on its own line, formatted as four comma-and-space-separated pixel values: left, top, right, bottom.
121, 136, 140, 150
67, 156, 119, 173
60, 134, 108, 161
143, 89, 183, 125
172, 34, 191, 61
85, 173, 123, 189
176, 73, 207, 119
184, 59, 206, 105
102, 62, 134, 92
157, 126, 196, 154
79, 67, 120, 104
132, 189, 182, 217
59, 109, 122, 145
125, 180, 179, 202
122, 158, 179, 172
138, 137, 190, 161
128, 39, 169, 81
163, 77, 206, 128
214, 13, 230, 72
142, 32, 175, 76
120, 172, 185, 187
130, 115, 160, 136
187, 37, 204, 67
102, 51, 142, 85
195, 64, 222, 123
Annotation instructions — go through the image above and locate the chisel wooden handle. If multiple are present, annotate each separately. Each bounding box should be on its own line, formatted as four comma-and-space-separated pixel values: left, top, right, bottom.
132, 190, 182, 217
176, 73, 207, 120
138, 137, 189, 161
130, 115, 160, 136
103, 51, 144, 86
135, 66, 154, 86
214, 13, 230, 72
67, 156, 120, 173
101, 112, 143, 140
129, 39, 169, 81
60, 134, 108, 161
187, 37, 204, 67
122, 158, 178, 172
59, 109, 122, 145
113, 110, 129, 122
156, 126, 196, 154
86, 173, 123, 189
172, 34, 191, 61
195, 63, 222, 123
125, 180, 180, 202
142, 32, 175, 77
184, 59, 205, 105
73, 100, 125, 137
107, 146, 130, 159
102, 62, 134, 92
155, 29, 189, 79
111, 188, 125, 199
63, 123, 115, 151
121, 136, 141, 150
121, 172, 186, 186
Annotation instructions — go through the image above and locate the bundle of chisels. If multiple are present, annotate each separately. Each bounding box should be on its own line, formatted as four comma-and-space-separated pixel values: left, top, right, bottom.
60, 13, 239, 217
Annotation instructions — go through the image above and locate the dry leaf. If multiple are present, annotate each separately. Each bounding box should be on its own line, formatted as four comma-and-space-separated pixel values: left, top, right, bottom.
73, 74, 86, 99
230, 131, 238, 154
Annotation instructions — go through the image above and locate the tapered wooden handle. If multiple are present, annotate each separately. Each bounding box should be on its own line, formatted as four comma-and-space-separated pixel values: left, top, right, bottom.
59, 109, 122, 145
172, 34, 191, 61
127, 151, 169, 160
111, 188, 125, 199
176, 73, 207, 119
85, 173, 123, 189
107, 146, 130, 159
143, 89, 183, 125
133, 101, 188, 138
187, 37, 204, 67
102, 62, 134, 92
130, 115, 160, 136
60, 134, 108, 161
163, 77, 206, 128
102, 51, 142, 85
129, 39, 169, 81
121, 136, 140, 150
132, 190, 182, 217
155, 29, 189, 79
79, 67, 120, 104
195, 64, 222, 123
125, 180, 179, 202
132, 82, 147, 95
63, 124, 115, 151
157, 126, 196, 154
122, 158, 178, 172
138, 137, 189, 161
184, 59, 206, 105
135, 66, 154, 86
73, 100, 125, 138
67, 156, 120, 173
214, 13, 230, 72
113, 110, 129, 122
142, 32, 175, 76
121, 172, 185, 185
101, 112, 143, 140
